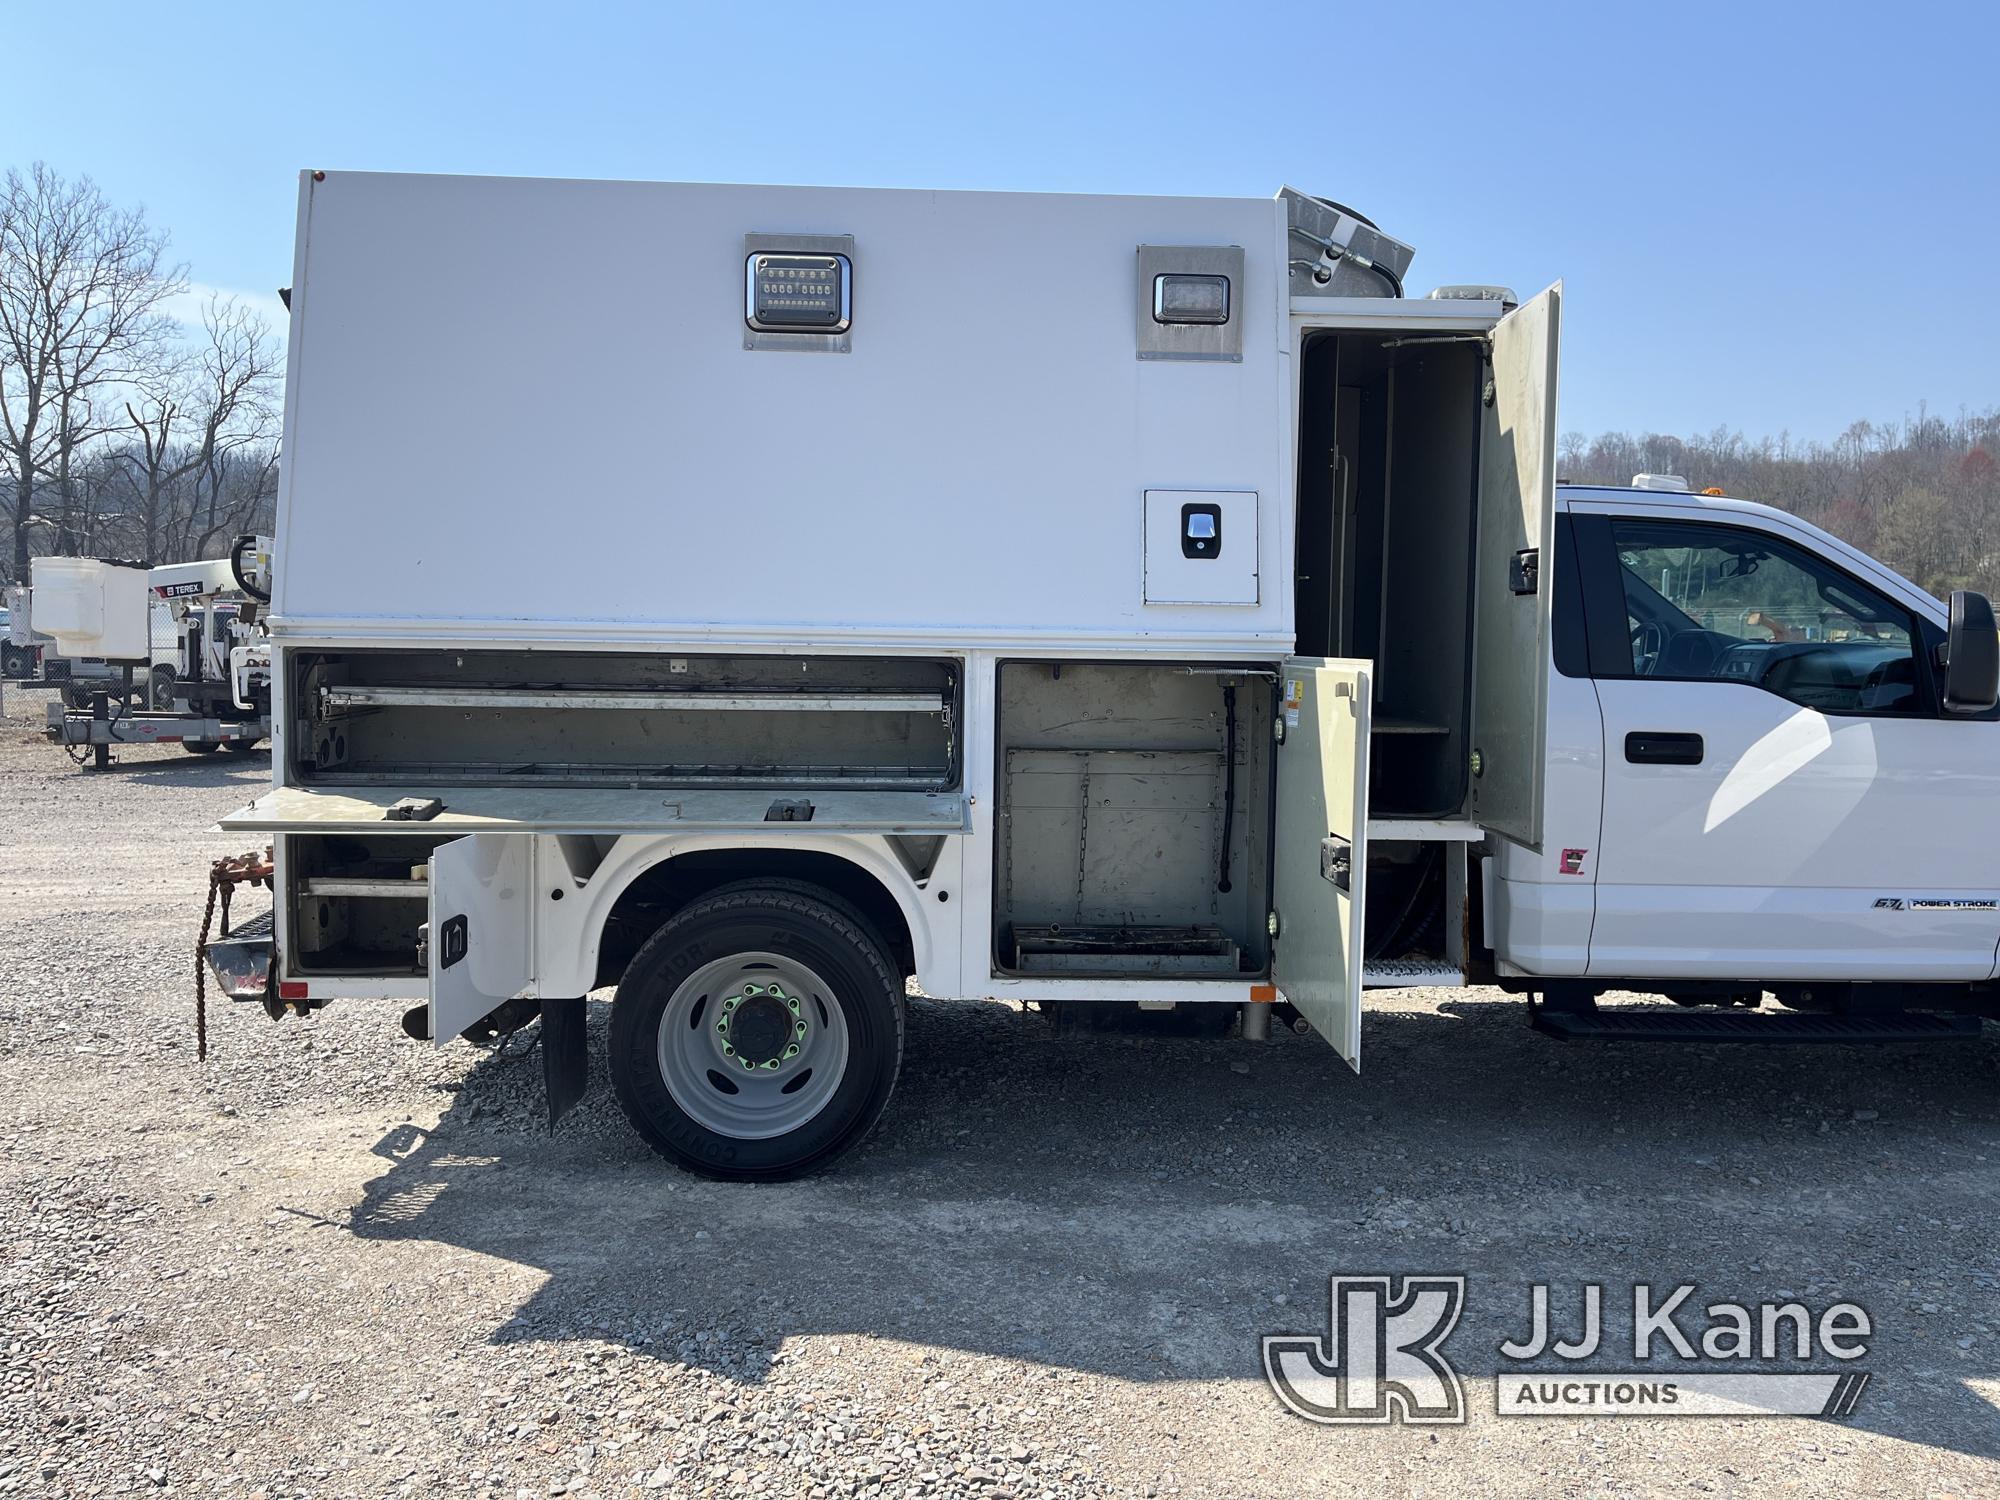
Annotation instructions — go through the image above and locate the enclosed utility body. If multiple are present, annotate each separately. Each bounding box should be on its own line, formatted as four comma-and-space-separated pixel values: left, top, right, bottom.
212, 172, 1557, 1173
214, 170, 1997, 1181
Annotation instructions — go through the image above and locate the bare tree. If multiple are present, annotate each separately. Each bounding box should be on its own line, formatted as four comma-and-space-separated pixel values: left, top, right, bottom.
0, 163, 183, 579
115, 344, 201, 562
178, 294, 281, 558
1562, 410, 2000, 597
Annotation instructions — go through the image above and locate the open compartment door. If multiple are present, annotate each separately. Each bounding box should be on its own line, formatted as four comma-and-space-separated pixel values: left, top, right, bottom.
1273, 659, 1371, 1069
427, 834, 534, 1045
1470, 282, 1561, 848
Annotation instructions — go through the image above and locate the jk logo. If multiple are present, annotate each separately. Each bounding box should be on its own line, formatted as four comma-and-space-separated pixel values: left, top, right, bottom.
1263, 1275, 1467, 1425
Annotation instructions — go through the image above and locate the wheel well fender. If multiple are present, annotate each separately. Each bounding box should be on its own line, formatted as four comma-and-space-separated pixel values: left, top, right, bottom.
551, 837, 930, 995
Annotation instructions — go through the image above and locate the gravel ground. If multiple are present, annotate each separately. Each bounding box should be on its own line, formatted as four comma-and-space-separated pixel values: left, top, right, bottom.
1, 683, 1997, 1499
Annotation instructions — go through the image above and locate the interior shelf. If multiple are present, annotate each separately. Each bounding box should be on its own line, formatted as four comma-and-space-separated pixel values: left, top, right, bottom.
319, 684, 946, 714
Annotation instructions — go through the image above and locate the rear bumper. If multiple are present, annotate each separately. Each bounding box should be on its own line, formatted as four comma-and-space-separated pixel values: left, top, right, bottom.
204, 936, 274, 1001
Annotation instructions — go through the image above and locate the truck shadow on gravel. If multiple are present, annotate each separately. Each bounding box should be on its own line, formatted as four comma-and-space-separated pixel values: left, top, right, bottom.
341, 994, 2000, 1460
100, 752, 269, 783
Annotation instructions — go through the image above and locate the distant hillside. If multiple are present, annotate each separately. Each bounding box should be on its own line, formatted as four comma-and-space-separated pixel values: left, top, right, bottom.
1559, 409, 2000, 598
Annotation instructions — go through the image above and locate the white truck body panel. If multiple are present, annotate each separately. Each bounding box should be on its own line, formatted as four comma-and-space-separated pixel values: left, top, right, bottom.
274, 173, 1293, 654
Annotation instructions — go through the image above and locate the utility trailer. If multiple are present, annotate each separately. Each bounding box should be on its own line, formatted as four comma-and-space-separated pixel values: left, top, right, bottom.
204, 172, 2000, 1180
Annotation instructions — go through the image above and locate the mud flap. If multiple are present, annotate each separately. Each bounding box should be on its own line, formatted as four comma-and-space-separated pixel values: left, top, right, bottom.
540, 997, 589, 1132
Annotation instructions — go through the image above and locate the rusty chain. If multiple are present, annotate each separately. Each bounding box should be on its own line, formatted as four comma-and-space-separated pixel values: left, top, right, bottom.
195, 848, 273, 1061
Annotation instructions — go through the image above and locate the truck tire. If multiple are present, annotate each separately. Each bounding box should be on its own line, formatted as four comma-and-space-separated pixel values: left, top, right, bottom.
182, 740, 220, 755
149, 666, 177, 710
0, 641, 29, 678
609, 884, 904, 1181
223, 738, 263, 755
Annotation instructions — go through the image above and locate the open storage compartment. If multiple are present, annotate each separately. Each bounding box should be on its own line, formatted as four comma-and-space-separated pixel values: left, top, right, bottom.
1294, 330, 1482, 819
285, 831, 455, 976
992, 661, 1275, 979
292, 650, 959, 791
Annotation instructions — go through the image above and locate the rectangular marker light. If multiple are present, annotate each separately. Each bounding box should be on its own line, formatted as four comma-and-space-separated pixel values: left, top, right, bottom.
745, 252, 852, 333
1153, 273, 1230, 325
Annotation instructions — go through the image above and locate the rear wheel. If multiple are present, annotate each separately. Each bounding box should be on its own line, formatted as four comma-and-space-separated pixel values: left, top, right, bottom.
223, 737, 263, 755
182, 739, 220, 755
0, 641, 29, 678
148, 666, 177, 710
609, 884, 904, 1180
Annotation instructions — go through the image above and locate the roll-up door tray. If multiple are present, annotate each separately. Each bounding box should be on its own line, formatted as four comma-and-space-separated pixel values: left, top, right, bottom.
219, 784, 969, 835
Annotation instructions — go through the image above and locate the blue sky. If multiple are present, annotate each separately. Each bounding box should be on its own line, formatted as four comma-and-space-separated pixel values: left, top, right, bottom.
10, 0, 1995, 443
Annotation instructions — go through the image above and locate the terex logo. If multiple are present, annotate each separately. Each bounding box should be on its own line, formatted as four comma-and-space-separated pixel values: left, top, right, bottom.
1262, 1275, 1466, 1424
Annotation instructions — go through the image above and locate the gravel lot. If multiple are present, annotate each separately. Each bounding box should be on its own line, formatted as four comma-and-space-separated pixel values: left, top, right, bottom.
2, 683, 1997, 1499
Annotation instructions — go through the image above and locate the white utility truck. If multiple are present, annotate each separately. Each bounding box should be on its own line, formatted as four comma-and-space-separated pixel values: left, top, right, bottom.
203, 172, 2000, 1179
34, 539, 274, 766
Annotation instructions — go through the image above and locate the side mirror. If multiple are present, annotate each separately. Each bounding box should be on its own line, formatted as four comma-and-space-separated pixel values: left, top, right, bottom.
1943, 590, 1999, 714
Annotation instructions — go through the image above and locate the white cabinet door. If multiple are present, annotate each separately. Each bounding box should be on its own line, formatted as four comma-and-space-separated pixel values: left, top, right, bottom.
1470, 284, 1561, 849
428, 834, 535, 1045
1273, 659, 1372, 1067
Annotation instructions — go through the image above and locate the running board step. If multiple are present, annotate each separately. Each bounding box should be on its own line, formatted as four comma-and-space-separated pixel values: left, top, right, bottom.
1532, 1009, 1983, 1043
1364, 959, 1463, 989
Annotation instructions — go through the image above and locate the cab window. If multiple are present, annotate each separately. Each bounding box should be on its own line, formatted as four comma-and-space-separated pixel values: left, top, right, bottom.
1606, 519, 1923, 715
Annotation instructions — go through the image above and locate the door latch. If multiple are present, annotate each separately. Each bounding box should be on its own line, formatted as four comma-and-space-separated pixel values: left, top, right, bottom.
439, 914, 469, 970
1180, 501, 1222, 559
1320, 835, 1352, 892
1509, 548, 1540, 595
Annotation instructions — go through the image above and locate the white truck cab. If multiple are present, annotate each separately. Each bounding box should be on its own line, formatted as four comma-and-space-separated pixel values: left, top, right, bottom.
202, 172, 1999, 1179
1493, 484, 2000, 1005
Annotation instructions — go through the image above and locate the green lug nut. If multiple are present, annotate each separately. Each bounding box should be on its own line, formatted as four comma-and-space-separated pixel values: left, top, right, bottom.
794, 1020, 807, 1036
722, 1044, 735, 1057
783, 1043, 800, 1060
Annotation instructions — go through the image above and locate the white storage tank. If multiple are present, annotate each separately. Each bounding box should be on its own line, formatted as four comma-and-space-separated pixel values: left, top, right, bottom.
28, 557, 152, 660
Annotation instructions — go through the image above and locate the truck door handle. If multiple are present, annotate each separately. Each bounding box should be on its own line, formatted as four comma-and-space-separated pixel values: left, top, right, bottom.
1625, 731, 1703, 766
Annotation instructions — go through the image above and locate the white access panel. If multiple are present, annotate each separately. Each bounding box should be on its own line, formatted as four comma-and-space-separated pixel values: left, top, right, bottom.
428, 834, 535, 1043
274, 174, 1292, 649
1272, 658, 1371, 1067
1142, 489, 1258, 605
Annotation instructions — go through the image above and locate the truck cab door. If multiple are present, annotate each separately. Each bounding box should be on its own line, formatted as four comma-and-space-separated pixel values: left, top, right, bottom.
1577, 509, 2000, 980
1470, 284, 1562, 848
1273, 659, 1372, 1068
427, 834, 535, 1044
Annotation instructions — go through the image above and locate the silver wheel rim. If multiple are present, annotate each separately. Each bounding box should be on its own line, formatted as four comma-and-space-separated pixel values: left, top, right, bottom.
656, 951, 850, 1139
